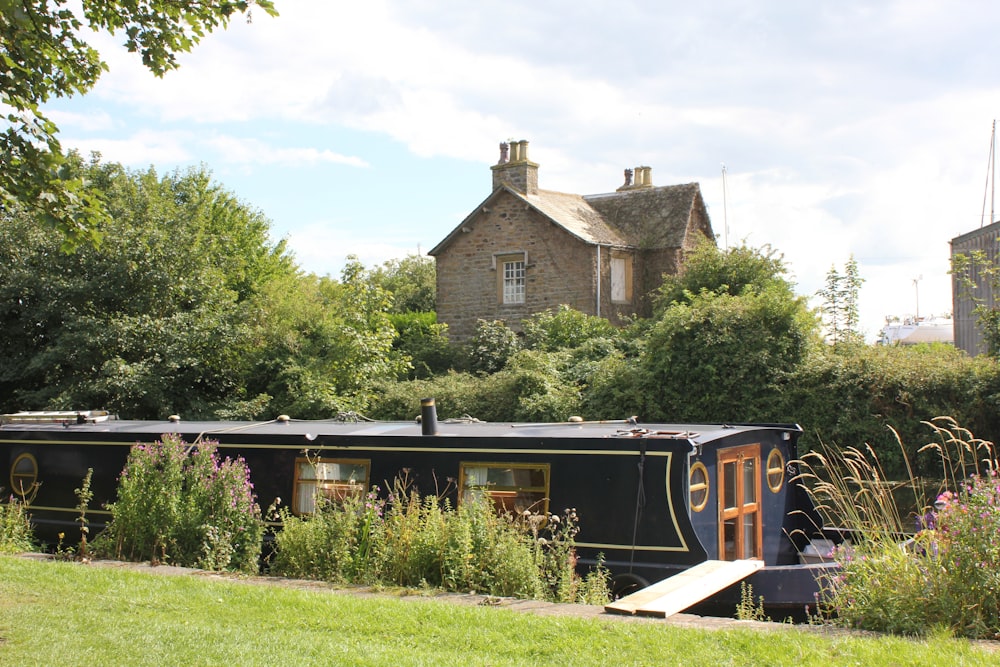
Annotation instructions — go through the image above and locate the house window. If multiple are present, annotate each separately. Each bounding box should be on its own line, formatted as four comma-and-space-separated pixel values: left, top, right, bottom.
611, 253, 633, 303
502, 260, 526, 304
459, 462, 549, 514
292, 457, 370, 515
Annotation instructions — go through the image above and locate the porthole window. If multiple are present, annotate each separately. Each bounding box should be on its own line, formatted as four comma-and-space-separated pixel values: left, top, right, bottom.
10, 453, 38, 498
766, 448, 785, 493
689, 461, 709, 512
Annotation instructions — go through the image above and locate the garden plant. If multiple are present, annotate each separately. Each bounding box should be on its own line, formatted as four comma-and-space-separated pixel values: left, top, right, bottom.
269, 474, 610, 605
0, 492, 34, 554
97, 434, 264, 572
797, 418, 1000, 639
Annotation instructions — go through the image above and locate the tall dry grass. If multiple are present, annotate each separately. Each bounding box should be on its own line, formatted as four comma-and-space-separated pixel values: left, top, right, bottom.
793, 417, 1000, 638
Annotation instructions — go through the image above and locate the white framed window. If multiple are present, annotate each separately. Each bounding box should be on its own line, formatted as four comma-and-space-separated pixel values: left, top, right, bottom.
494, 253, 527, 304
503, 260, 526, 304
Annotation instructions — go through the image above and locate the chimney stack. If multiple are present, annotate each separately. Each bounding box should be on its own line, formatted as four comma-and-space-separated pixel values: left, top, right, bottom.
491, 139, 539, 194
616, 165, 653, 191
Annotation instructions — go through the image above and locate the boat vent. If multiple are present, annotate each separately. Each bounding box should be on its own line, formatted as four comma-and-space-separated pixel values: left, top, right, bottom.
0, 410, 115, 426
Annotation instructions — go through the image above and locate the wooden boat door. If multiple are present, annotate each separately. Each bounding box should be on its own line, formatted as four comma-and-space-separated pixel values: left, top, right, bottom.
717, 444, 763, 560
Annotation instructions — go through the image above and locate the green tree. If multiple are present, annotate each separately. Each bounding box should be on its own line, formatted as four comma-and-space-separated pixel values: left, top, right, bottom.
0, 157, 293, 418
1, 0, 277, 248
951, 247, 1000, 356
654, 237, 791, 311
817, 255, 864, 345
641, 243, 818, 422
389, 311, 455, 380
368, 254, 436, 313
249, 258, 408, 418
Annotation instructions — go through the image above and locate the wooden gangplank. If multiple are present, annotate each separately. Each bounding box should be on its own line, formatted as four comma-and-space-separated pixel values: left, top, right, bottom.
604, 559, 764, 618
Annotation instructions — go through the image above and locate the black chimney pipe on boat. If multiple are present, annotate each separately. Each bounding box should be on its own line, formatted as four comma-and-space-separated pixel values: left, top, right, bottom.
420, 397, 438, 436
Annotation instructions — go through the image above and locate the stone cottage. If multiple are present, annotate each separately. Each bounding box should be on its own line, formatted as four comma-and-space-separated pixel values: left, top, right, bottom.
429, 140, 715, 340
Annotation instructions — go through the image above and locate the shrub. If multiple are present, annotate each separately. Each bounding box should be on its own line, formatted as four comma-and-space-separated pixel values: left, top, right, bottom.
922, 460, 1000, 637
800, 419, 1000, 638
389, 312, 456, 379
367, 372, 486, 421
785, 344, 1000, 479
270, 478, 609, 604
100, 434, 263, 572
522, 305, 620, 352
468, 319, 520, 375
0, 493, 34, 554
642, 286, 814, 423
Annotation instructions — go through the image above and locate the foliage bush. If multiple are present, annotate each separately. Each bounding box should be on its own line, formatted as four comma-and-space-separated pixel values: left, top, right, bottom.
641, 286, 814, 423
369, 351, 585, 423
468, 319, 521, 375
367, 372, 487, 421
100, 434, 263, 572
389, 312, 457, 379
522, 305, 621, 352
653, 239, 794, 312
0, 493, 35, 554
800, 419, 1000, 639
270, 479, 609, 604
786, 344, 1000, 479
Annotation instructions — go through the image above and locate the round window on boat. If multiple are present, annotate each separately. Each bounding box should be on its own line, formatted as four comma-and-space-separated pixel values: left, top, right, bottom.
767, 448, 785, 493
10, 453, 38, 498
689, 461, 709, 512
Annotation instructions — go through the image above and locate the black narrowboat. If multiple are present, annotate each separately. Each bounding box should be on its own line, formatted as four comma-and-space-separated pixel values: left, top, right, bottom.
0, 403, 832, 613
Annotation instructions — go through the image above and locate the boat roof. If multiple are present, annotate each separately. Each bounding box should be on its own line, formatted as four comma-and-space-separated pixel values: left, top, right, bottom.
0, 412, 800, 445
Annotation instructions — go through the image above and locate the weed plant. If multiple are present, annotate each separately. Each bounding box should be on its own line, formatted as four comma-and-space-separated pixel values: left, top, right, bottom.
270, 477, 610, 604
796, 417, 1000, 638
735, 581, 770, 622
97, 434, 263, 572
0, 491, 34, 553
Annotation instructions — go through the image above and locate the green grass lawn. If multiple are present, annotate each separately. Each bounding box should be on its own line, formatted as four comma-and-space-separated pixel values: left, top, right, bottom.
0, 556, 995, 666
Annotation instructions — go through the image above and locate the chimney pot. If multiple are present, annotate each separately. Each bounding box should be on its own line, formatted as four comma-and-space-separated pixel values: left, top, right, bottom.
420, 397, 438, 436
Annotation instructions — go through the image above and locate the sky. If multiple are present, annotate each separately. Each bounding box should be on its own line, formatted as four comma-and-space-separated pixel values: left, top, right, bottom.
44, 1, 1000, 341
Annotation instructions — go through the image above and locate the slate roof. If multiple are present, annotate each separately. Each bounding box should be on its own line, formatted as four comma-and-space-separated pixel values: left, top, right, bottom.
522, 189, 626, 246
430, 182, 706, 256
585, 183, 704, 249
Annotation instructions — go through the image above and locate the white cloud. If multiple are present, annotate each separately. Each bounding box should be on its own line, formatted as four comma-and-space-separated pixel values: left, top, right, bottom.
61, 130, 195, 165
205, 136, 370, 168
286, 222, 421, 278
51, 0, 1000, 341
46, 109, 115, 132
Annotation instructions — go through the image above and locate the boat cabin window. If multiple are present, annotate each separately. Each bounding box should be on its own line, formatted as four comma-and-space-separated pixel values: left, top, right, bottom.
689, 461, 709, 512
10, 453, 38, 499
292, 457, 370, 515
459, 462, 550, 514
718, 444, 762, 561
766, 448, 785, 493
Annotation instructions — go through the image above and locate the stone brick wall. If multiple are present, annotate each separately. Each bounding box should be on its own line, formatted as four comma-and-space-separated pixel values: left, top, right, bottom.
436, 191, 600, 340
